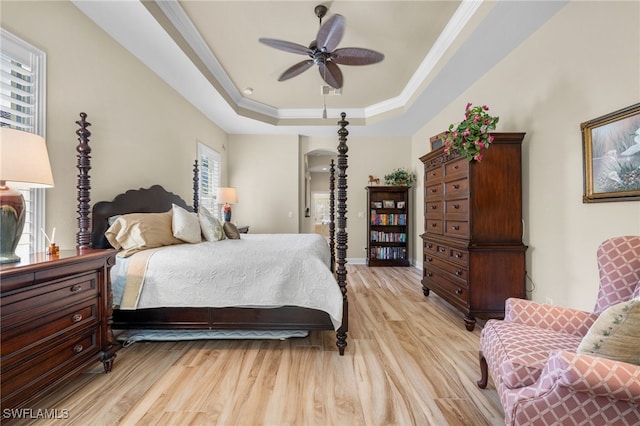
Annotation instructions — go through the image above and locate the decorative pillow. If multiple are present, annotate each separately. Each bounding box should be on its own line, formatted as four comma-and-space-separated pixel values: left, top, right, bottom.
198, 206, 225, 241
223, 222, 241, 240
577, 298, 640, 365
105, 211, 183, 257
171, 204, 201, 243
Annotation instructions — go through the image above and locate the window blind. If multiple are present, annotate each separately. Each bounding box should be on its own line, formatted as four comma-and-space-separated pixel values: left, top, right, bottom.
197, 142, 221, 218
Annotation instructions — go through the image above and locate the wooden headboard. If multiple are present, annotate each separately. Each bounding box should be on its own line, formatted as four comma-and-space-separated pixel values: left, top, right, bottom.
91, 185, 193, 249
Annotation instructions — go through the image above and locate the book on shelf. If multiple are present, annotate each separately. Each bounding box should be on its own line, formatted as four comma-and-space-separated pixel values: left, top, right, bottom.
369, 246, 407, 260
370, 212, 407, 226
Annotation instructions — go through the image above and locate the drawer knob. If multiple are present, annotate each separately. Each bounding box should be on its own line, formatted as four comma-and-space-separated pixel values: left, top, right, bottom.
455, 269, 462, 276
453, 204, 460, 209
454, 165, 459, 169
431, 223, 437, 228
430, 188, 437, 193
72, 313, 83, 322
73, 344, 84, 353
70, 285, 82, 292
455, 252, 462, 259
439, 248, 446, 253
453, 225, 460, 231
453, 184, 460, 189
427, 244, 433, 249
430, 205, 437, 210
455, 288, 463, 295
427, 257, 433, 262
427, 272, 433, 277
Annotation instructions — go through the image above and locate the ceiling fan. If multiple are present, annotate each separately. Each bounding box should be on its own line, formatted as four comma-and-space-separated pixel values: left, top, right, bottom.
258, 5, 384, 89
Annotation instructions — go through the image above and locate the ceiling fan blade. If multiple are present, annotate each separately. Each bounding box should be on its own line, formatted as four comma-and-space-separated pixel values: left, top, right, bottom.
278, 60, 315, 81
331, 48, 385, 65
316, 14, 345, 52
318, 61, 343, 89
259, 38, 312, 55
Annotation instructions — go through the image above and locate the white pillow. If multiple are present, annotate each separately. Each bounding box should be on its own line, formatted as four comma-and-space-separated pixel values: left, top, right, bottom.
198, 206, 226, 241
171, 204, 201, 243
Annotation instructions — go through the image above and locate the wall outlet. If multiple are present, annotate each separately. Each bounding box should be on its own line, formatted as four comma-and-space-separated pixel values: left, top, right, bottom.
545, 297, 553, 305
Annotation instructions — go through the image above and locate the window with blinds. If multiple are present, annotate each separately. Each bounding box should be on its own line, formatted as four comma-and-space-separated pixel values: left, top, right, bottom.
197, 142, 221, 218
1, 29, 47, 256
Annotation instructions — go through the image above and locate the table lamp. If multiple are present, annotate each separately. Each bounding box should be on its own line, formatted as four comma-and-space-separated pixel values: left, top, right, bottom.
216, 187, 238, 222
0, 127, 54, 263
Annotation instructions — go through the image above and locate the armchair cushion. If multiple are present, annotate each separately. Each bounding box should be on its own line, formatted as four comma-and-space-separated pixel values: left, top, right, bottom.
577, 298, 640, 365
504, 298, 597, 337
482, 320, 583, 389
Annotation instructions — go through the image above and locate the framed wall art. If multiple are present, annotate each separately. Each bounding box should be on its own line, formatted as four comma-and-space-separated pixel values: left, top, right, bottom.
581, 103, 640, 203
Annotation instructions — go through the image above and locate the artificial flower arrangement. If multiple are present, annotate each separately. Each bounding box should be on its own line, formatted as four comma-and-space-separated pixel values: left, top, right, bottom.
444, 103, 499, 162
384, 168, 416, 186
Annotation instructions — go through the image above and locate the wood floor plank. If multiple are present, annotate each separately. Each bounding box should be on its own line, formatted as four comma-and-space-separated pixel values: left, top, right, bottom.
6, 265, 504, 425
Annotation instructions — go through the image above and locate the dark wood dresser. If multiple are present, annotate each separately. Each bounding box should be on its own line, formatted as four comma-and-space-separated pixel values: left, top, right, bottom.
1, 249, 118, 410
419, 133, 528, 331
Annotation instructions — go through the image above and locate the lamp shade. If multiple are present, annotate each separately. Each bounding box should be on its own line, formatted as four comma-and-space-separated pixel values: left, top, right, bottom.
0, 127, 54, 187
216, 187, 238, 205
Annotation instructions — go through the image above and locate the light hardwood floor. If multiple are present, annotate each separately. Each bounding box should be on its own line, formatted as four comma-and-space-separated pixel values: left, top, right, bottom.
9, 265, 504, 426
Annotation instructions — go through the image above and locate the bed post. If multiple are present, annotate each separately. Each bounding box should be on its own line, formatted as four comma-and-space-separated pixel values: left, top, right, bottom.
336, 112, 349, 355
329, 159, 336, 272
193, 160, 199, 213
76, 112, 92, 250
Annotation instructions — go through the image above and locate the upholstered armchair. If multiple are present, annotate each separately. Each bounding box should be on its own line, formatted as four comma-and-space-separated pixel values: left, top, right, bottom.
478, 236, 640, 426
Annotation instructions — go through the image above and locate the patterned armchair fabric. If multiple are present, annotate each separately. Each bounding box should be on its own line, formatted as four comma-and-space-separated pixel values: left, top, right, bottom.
478, 236, 640, 426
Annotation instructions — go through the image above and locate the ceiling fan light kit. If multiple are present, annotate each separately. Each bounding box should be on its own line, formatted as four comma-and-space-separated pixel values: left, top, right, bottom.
259, 4, 384, 90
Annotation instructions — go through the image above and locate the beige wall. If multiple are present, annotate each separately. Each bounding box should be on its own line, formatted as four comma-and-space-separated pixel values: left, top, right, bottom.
227, 134, 299, 233
411, 1, 640, 310
1, 1, 228, 251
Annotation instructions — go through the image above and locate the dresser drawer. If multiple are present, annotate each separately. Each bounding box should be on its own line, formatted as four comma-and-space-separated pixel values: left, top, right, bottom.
426, 256, 468, 283
425, 200, 442, 218
445, 198, 469, 221
423, 267, 468, 311
444, 157, 468, 179
445, 220, 470, 238
429, 241, 468, 267
444, 177, 469, 198
1, 301, 98, 358
425, 219, 443, 235
425, 183, 443, 200
425, 165, 443, 181
1, 329, 99, 404
1, 272, 98, 326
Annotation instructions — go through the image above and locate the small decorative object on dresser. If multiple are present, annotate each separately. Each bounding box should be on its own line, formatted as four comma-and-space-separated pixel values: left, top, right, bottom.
0, 249, 118, 410
420, 132, 527, 331
368, 175, 380, 185
367, 185, 410, 267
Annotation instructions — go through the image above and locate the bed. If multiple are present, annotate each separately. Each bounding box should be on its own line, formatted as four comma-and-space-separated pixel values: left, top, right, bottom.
74, 112, 350, 355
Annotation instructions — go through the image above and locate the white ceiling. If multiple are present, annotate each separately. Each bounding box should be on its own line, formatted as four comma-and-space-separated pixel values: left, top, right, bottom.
72, 0, 567, 137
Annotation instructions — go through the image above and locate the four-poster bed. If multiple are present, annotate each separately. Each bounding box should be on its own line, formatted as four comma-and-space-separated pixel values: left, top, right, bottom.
74, 112, 350, 355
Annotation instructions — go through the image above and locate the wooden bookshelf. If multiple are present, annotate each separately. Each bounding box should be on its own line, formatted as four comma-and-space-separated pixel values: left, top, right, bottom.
366, 186, 410, 267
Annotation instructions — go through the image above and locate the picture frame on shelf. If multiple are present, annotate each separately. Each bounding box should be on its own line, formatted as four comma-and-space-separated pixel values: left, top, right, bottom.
383, 200, 395, 208
581, 103, 640, 203
430, 131, 447, 150
372, 201, 383, 209
396, 201, 405, 209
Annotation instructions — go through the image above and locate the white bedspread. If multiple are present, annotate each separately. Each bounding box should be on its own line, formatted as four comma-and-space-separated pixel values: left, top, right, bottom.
111, 233, 343, 329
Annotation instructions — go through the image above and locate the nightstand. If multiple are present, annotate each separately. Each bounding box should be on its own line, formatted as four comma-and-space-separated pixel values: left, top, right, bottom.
0, 249, 118, 410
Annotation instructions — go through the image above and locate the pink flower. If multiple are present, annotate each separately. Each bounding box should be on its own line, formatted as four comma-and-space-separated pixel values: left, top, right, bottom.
444, 147, 450, 153
474, 153, 483, 161
488, 135, 494, 143
482, 105, 489, 111
474, 115, 481, 122
466, 102, 473, 111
